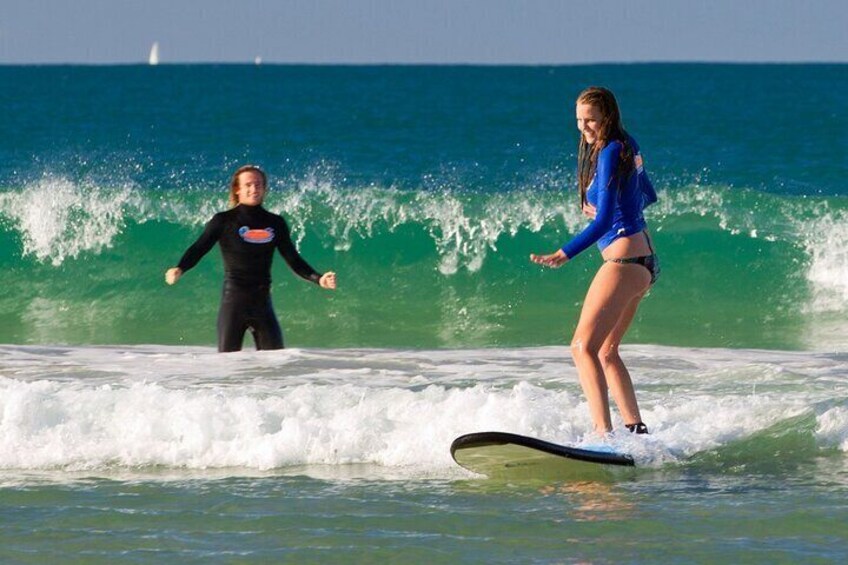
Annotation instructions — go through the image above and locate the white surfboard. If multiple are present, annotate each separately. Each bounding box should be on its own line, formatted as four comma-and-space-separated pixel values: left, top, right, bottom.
451, 431, 635, 480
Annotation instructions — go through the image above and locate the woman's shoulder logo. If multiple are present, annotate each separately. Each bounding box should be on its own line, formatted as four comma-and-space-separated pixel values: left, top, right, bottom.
238, 226, 275, 244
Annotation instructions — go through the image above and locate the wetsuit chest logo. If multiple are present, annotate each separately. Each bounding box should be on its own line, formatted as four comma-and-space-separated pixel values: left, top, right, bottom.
238, 226, 275, 244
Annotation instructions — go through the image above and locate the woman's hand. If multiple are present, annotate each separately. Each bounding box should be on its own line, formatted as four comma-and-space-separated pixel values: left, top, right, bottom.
529, 250, 568, 268
319, 271, 337, 290
582, 202, 597, 219
165, 267, 183, 285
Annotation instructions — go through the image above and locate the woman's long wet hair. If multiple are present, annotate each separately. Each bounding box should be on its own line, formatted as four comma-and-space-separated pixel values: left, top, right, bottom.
229, 165, 268, 208
576, 87, 635, 207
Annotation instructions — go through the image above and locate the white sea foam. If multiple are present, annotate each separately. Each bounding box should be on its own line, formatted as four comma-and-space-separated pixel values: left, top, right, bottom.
816, 406, 848, 451
800, 211, 848, 311
0, 176, 140, 265
273, 171, 576, 274
0, 345, 844, 477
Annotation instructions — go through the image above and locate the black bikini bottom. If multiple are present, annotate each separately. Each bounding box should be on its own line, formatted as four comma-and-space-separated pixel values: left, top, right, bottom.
606, 254, 660, 285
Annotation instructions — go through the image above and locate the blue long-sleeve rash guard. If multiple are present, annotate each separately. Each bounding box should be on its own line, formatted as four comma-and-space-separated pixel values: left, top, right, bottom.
560, 136, 656, 259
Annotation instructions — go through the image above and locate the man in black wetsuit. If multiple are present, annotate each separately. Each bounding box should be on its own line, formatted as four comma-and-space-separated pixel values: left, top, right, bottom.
165, 165, 337, 352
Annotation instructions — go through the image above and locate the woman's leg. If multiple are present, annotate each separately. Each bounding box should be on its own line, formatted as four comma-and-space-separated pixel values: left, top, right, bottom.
571, 262, 651, 433
599, 290, 647, 426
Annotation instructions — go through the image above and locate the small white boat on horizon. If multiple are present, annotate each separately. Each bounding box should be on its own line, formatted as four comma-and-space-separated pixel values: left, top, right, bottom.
148, 42, 159, 65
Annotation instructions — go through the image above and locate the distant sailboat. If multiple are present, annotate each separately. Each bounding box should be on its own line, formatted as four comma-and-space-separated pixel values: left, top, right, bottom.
148, 42, 159, 65
254, 56, 262, 65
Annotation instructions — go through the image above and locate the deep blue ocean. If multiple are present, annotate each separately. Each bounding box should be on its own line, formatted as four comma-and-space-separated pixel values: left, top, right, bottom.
1, 64, 846, 562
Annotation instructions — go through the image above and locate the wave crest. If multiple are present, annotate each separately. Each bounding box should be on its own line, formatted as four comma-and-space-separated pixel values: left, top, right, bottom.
0, 176, 138, 265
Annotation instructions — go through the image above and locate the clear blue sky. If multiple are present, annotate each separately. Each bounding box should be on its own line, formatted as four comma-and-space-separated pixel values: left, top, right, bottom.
1, 0, 846, 64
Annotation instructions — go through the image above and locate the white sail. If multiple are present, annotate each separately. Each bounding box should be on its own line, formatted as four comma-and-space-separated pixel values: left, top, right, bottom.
148, 42, 159, 66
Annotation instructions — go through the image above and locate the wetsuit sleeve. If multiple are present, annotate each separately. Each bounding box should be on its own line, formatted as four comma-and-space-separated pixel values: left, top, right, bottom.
560, 143, 620, 259
274, 218, 323, 284
176, 214, 224, 272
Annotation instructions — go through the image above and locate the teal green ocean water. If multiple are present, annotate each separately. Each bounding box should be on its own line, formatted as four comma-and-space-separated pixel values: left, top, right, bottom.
1, 65, 847, 563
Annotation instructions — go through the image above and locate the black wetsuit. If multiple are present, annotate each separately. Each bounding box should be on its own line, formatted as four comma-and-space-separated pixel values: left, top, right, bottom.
176, 204, 322, 352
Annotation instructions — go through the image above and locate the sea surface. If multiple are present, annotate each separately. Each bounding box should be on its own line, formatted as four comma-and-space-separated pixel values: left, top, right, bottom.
1, 64, 846, 563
